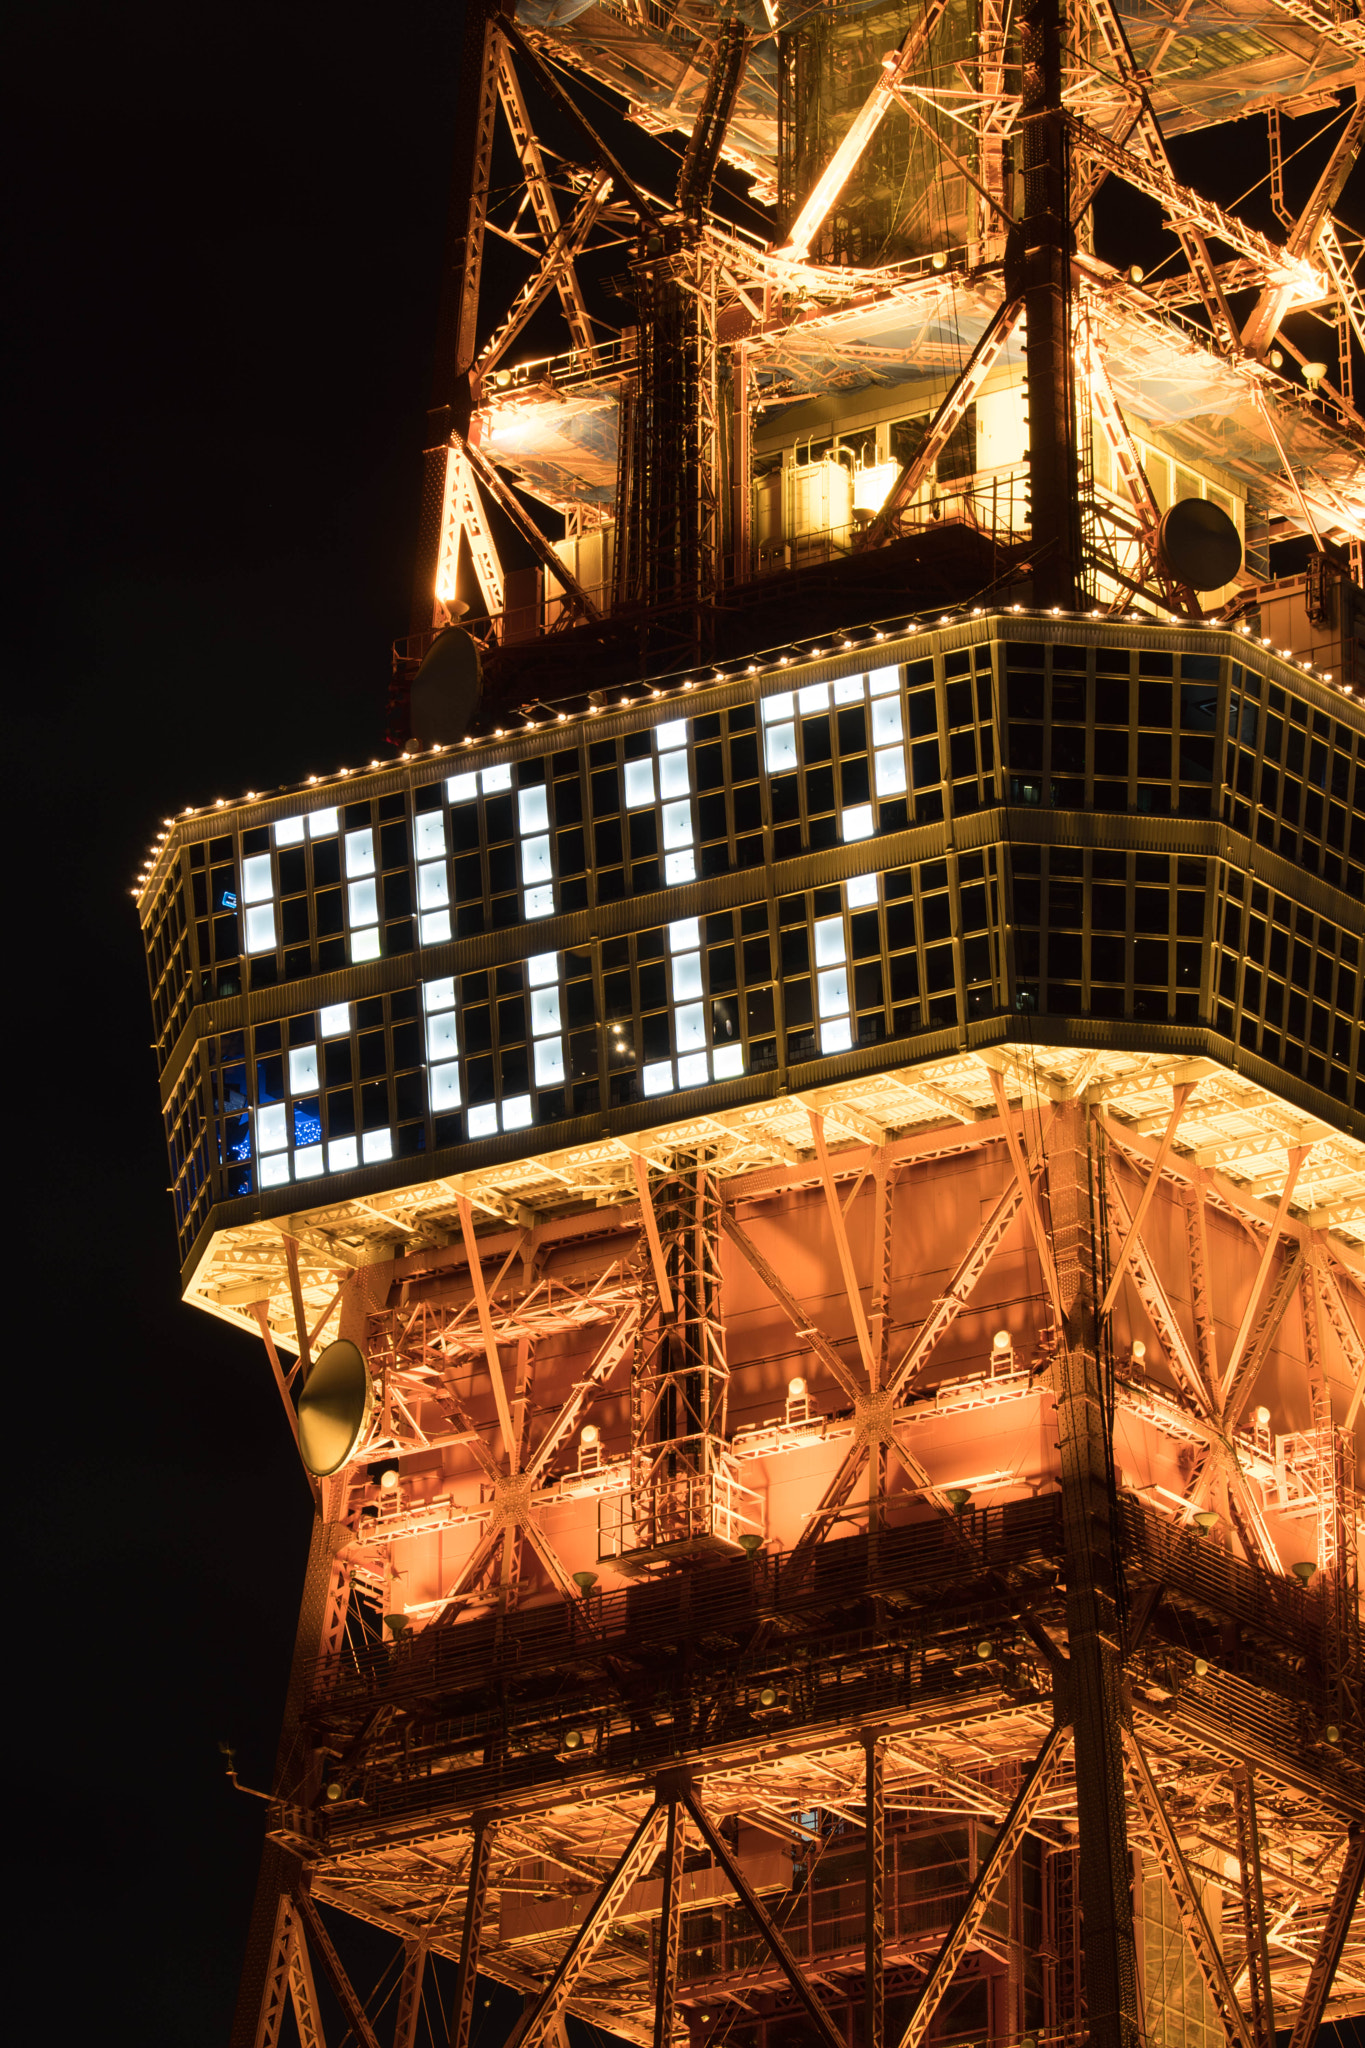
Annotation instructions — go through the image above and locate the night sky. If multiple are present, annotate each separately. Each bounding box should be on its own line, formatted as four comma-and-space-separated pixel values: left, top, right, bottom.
8, 3, 1357, 2039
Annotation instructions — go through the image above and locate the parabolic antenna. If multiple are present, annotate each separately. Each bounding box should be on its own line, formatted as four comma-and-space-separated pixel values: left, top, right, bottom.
1157, 497, 1242, 592
297, 1339, 375, 1477
409, 626, 482, 746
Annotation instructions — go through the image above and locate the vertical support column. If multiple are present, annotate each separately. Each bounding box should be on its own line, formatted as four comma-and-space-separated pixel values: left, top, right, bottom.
1014, 0, 1079, 609
410, 0, 507, 634
451, 1814, 497, 2048
732, 344, 751, 586
1046, 1101, 1140, 2048
393, 1942, 426, 2048
864, 1734, 885, 2048
654, 1800, 686, 2048
1232, 1772, 1276, 2048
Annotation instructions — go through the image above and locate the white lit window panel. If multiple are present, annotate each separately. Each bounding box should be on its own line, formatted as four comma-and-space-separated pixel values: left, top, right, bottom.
427, 1010, 459, 1059
503, 1094, 533, 1130
447, 771, 477, 803
765, 721, 797, 772
662, 800, 693, 849
818, 967, 850, 1017
643, 1061, 674, 1097
669, 918, 701, 953
658, 750, 691, 799
308, 808, 339, 839
846, 873, 879, 908
843, 803, 875, 840
524, 885, 555, 919
320, 1002, 349, 1038
294, 1144, 325, 1179
418, 861, 450, 909
420, 910, 452, 945
834, 675, 865, 704
242, 854, 274, 904
713, 1043, 745, 1079
655, 719, 687, 750
672, 951, 703, 1000
274, 816, 305, 847
467, 1103, 498, 1138
345, 829, 375, 877
675, 1002, 706, 1051
363, 1128, 393, 1164
624, 758, 656, 808
518, 786, 549, 834
531, 987, 562, 1036
868, 665, 900, 696
761, 691, 794, 722
815, 917, 846, 965
677, 1050, 709, 1088
821, 1016, 853, 1053
480, 762, 512, 794
874, 748, 907, 796
423, 976, 455, 1011
328, 1136, 359, 1173
289, 1046, 318, 1092
521, 834, 553, 882
245, 903, 277, 954
872, 697, 904, 744
527, 952, 557, 988
430, 1062, 462, 1110
260, 1151, 291, 1188
348, 878, 379, 927
258, 1103, 288, 1152
534, 1036, 565, 1085
798, 681, 829, 713
351, 927, 381, 963
665, 849, 696, 885
415, 813, 447, 860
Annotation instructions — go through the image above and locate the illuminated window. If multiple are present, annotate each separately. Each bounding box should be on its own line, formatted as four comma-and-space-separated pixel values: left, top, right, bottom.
320, 1002, 349, 1037
417, 862, 449, 909
815, 917, 847, 966
518, 786, 549, 833
765, 722, 797, 772
245, 903, 277, 954
289, 1046, 318, 1092
843, 803, 875, 840
241, 855, 274, 904
348, 878, 379, 927
446, 771, 477, 803
260, 1152, 290, 1188
257, 1103, 288, 1151
847, 873, 879, 908
672, 951, 703, 1000
678, 1050, 709, 1086
415, 813, 447, 861
430, 1061, 461, 1109
294, 1144, 325, 1179
420, 910, 452, 945
274, 816, 305, 847
467, 1103, 498, 1138
308, 808, 339, 838
799, 682, 830, 713
362, 1128, 393, 1163
714, 1043, 745, 1079
427, 1009, 459, 1058
345, 829, 375, 877
351, 927, 381, 963
480, 762, 512, 794
328, 1136, 359, 1173
875, 748, 908, 796
625, 758, 656, 809
643, 1060, 674, 1096
524, 884, 554, 918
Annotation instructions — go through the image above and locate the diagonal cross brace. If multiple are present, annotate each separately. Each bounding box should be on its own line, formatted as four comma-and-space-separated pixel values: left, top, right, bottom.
294, 1891, 383, 2048
683, 1790, 846, 2048
722, 1209, 863, 1403
1124, 1733, 1256, 2048
1286, 1825, 1365, 2048
896, 1725, 1070, 2048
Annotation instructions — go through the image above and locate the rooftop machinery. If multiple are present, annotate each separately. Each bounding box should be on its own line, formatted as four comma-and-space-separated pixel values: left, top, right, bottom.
130, 5, 1365, 2048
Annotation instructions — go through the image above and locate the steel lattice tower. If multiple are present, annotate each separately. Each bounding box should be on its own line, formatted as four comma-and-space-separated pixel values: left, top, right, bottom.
134, 4, 1364, 2045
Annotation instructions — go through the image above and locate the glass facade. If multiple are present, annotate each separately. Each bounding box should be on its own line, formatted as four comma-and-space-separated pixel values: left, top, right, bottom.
139, 620, 1363, 1269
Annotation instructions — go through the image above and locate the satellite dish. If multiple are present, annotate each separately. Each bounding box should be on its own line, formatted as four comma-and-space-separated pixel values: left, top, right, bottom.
1157, 498, 1242, 591
409, 626, 482, 746
297, 1338, 375, 1477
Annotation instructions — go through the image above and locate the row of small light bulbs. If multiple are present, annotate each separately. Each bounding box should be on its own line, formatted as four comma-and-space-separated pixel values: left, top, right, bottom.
130, 601, 1352, 898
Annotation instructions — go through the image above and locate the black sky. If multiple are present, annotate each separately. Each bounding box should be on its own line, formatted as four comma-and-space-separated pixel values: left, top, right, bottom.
7, 4, 1358, 2039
